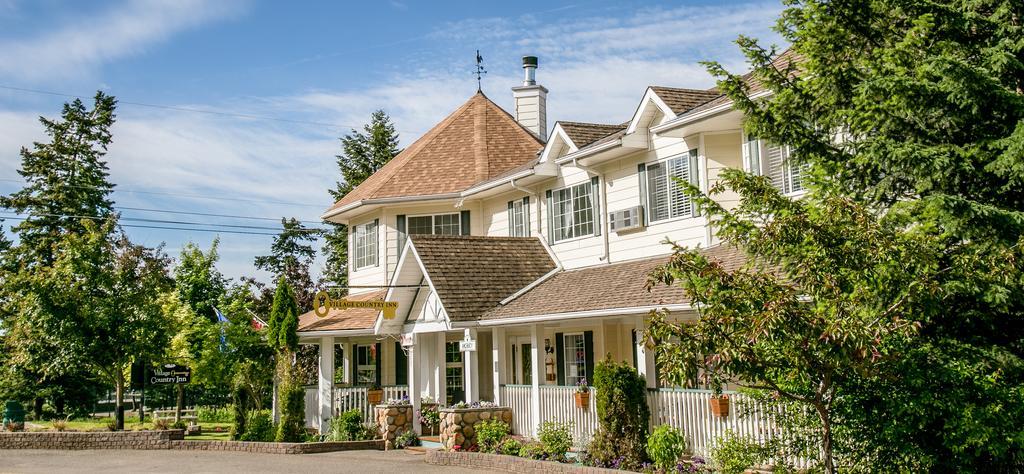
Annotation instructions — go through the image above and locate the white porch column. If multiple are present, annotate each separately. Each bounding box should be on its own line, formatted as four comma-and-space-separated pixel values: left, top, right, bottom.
492, 327, 506, 404
317, 336, 334, 434
635, 317, 657, 388
406, 334, 421, 435
341, 341, 354, 385
529, 324, 542, 437
463, 329, 479, 403
434, 332, 446, 402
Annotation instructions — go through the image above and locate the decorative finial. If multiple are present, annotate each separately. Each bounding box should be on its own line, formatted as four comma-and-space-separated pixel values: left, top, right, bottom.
475, 50, 487, 92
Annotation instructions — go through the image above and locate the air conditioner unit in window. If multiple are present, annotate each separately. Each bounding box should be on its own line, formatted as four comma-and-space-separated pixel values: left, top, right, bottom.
608, 206, 645, 233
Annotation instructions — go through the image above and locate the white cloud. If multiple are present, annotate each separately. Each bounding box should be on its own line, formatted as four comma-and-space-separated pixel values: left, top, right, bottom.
0, 0, 245, 82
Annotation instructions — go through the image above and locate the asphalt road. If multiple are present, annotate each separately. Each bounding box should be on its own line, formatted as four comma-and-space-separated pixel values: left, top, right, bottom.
0, 449, 492, 473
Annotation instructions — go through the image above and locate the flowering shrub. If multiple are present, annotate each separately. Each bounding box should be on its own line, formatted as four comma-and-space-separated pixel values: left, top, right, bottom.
383, 396, 410, 406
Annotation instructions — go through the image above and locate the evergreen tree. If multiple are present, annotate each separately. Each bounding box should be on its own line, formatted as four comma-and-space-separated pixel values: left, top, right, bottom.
699, 0, 1024, 468
266, 277, 298, 352
322, 110, 401, 287
254, 218, 318, 310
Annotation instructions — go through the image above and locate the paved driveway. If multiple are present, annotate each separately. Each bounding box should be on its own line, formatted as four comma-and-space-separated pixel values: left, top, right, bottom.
0, 449, 491, 473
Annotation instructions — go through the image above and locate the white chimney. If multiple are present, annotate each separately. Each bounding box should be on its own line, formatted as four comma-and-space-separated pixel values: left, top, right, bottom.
512, 56, 548, 141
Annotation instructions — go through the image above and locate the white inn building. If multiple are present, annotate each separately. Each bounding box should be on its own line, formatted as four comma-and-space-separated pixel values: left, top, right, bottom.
296, 53, 804, 454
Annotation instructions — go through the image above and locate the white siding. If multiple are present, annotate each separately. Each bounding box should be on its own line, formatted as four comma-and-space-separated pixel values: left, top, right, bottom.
348, 210, 387, 296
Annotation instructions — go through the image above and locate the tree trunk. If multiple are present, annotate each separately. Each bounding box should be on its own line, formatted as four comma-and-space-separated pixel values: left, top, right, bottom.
115, 370, 125, 431
815, 403, 835, 474
175, 385, 184, 423
55, 397, 65, 418
33, 397, 43, 420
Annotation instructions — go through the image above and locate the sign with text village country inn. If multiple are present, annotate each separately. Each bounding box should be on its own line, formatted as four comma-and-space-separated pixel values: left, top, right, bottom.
149, 364, 191, 385
313, 291, 399, 320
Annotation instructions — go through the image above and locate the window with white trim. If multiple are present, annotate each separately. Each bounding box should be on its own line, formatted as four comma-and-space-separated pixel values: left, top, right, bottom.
408, 213, 460, 235
763, 143, 804, 194
355, 344, 377, 385
353, 220, 378, 269
508, 197, 529, 237
742, 134, 762, 176
645, 149, 698, 223
562, 333, 587, 387
551, 181, 595, 242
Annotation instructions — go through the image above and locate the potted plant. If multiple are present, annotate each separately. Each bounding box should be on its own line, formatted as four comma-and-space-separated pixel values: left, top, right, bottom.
574, 377, 591, 408
418, 403, 440, 436
366, 383, 384, 405
709, 393, 730, 417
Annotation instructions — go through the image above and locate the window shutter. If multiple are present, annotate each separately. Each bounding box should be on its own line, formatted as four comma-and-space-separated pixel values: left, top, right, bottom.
765, 143, 786, 192
631, 329, 638, 369
591, 176, 601, 237
374, 342, 382, 387
394, 342, 407, 385
583, 331, 595, 384
637, 164, 648, 226
351, 345, 358, 386
460, 210, 470, 235
372, 219, 380, 266
523, 196, 531, 236
545, 189, 554, 243
688, 150, 700, 217
396, 215, 407, 256
555, 333, 565, 386
507, 201, 515, 237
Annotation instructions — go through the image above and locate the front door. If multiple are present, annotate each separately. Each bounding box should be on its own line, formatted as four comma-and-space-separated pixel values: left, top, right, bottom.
510, 337, 532, 385
445, 341, 464, 404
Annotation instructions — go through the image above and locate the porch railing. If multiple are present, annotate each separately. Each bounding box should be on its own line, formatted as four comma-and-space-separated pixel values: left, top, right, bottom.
539, 385, 598, 443
332, 385, 409, 422
499, 385, 533, 435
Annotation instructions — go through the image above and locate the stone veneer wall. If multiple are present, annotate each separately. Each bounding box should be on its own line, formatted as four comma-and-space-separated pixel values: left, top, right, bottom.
425, 450, 623, 473
0, 430, 184, 450
439, 407, 513, 451
374, 404, 414, 449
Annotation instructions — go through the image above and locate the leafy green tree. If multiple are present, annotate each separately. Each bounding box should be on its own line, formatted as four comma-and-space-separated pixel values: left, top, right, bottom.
322, 110, 401, 287
173, 239, 227, 322
648, 172, 946, 473
255, 218, 318, 310
703, 1, 1024, 468
0, 92, 119, 418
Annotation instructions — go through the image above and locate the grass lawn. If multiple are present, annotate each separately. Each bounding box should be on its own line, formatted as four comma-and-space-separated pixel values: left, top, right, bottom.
26, 419, 232, 434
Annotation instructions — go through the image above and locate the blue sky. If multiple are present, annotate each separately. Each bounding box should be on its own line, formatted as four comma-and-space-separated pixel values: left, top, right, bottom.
0, 0, 784, 283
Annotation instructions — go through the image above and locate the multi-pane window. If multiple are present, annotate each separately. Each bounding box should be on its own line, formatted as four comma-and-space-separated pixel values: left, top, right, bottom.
563, 334, 587, 387
408, 214, 461, 235
646, 150, 698, 223
353, 220, 377, 269
551, 181, 595, 242
743, 135, 762, 176
508, 197, 529, 237
356, 344, 377, 385
445, 341, 463, 404
764, 143, 804, 194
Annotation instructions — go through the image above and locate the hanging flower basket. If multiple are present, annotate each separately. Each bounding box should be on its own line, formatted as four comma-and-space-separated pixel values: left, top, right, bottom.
709, 395, 730, 417
367, 389, 384, 405
574, 392, 590, 408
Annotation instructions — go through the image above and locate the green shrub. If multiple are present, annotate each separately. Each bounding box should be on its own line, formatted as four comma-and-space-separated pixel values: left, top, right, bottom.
538, 421, 573, 461
328, 409, 364, 441
711, 431, 768, 474
497, 438, 523, 456
274, 378, 305, 442
171, 420, 187, 430
152, 418, 170, 430
360, 422, 380, 440
394, 430, 420, 449
197, 406, 234, 423
586, 357, 650, 470
476, 419, 511, 453
240, 410, 274, 442
518, 440, 547, 460
647, 425, 687, 471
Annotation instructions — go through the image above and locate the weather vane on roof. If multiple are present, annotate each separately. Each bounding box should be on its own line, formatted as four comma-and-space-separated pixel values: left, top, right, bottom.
475, 50, 487, 92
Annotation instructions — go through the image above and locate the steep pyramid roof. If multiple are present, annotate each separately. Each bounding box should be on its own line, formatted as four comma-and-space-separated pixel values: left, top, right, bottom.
327, 92, 545, 214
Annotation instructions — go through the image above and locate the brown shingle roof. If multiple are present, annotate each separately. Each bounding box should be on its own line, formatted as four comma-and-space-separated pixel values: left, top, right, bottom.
482, 245, 749, 320
327, 92, 544, 213
297, 290, 385, 332
559, 122, 626, 148
649, 87, 721, 114
411, 235, 557, 322
676, 49, 803, 118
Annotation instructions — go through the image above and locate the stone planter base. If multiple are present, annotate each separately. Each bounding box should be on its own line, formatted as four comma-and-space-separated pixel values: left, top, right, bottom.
374, 404, 413, 450
438, 407, 513, 451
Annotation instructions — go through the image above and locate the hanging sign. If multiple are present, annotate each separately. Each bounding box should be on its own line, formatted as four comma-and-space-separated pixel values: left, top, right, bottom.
459, 335, 477, 352
149, 364, 191, 385
313, 291, 399, 319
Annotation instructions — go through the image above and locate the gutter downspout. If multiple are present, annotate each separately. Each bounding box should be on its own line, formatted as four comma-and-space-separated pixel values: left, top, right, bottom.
572, 157, 610, 262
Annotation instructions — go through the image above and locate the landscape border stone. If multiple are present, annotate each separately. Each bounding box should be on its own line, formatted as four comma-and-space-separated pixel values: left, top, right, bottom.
425, 450, 623, 473
0, 430, 383, 454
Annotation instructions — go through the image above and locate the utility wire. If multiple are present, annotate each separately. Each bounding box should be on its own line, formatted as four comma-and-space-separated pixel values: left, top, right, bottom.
0, 84, 423, 135
115, 206, 323, 225
0, 178, 327, 208
0, 215, 310, 237
0, 211, 327, 233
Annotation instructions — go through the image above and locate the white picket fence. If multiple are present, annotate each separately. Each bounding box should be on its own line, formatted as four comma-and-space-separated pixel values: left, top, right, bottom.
332, 385, 409, 422
498, 385, 808, 466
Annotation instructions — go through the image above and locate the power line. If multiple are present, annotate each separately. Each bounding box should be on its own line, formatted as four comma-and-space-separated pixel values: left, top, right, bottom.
0, 84, 423, 135
115, 206, 323, 225
0, 178, 327, 208
0, 215, 310, 237
0, 211, 327, 233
